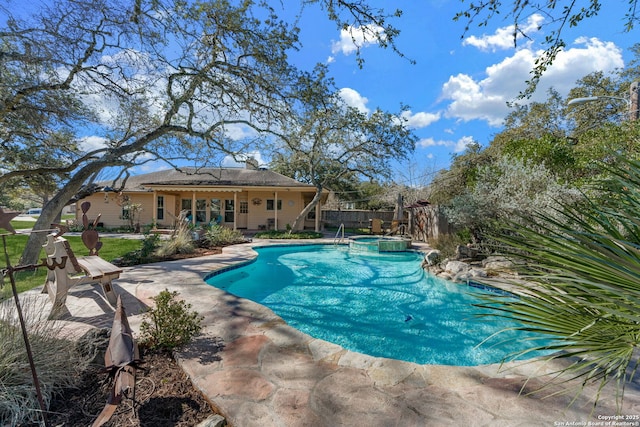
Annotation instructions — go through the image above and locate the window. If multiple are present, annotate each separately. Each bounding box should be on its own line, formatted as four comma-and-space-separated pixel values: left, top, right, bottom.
224, 199, 234, 223
196, 199, 207, 223
181, 199, 192, 220
210, 198, 221, 223
266, 199, 282, 211
121, 206, 131, 220
156, 196, 164, 220
239, 200, 248, 214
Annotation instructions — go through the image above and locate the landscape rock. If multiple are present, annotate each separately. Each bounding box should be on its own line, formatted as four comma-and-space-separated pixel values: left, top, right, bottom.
482, 256, 515, 271
444, 260, 470, 276
455, 245, 479, 260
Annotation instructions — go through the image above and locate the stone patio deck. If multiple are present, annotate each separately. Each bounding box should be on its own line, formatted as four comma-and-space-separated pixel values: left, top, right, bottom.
23, 239, 640, 426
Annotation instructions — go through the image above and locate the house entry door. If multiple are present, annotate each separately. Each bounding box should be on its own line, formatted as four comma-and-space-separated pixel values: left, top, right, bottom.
237, 199, 248, 229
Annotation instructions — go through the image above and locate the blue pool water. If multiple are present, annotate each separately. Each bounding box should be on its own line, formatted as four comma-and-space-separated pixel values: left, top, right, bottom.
205, 245, 546, 366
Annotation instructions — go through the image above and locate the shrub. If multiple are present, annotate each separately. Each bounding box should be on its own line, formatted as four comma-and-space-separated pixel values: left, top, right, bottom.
154, 211, 194, 257
138, 290, 203, 351
0, 296, 88, 425
199, 224, 246, 248
427, 233, 467, 259
253, 230, 322, 239
117, 233, 161, 266
443, 155, 581, 246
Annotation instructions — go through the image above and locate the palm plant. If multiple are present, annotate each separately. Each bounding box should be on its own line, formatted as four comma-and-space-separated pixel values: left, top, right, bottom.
477, 156, 640, 408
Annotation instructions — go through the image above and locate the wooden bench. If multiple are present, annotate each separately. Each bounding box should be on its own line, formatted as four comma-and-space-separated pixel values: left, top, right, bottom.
42, 233, 121, 319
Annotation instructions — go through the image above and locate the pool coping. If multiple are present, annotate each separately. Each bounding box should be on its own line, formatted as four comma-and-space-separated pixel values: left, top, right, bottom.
24, 238, 640, 426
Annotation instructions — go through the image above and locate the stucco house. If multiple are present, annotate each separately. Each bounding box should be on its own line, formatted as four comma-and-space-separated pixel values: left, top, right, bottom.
76, 163, 327, 232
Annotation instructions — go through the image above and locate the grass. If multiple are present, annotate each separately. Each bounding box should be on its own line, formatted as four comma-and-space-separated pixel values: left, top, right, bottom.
9, 220, 41, 230
1, 232, 142, 295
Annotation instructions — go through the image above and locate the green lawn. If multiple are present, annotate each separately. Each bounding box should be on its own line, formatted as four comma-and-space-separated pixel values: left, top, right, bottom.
1, 232, 141, 295
9, 220, 40, 230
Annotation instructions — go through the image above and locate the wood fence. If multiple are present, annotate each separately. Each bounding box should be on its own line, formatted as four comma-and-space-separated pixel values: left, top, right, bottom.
321, 207, 453, 242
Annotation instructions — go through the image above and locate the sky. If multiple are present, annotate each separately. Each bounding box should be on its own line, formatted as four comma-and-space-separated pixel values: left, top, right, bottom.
4, 0, 635, 186
247, 0, 634, 185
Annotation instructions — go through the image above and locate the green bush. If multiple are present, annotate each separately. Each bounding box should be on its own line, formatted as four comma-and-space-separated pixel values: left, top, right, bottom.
199, 224, 246, 248
117, 233, 161, 266
254, 230, 322, 239
138, 290, 203, 351
427, 233, 467, 259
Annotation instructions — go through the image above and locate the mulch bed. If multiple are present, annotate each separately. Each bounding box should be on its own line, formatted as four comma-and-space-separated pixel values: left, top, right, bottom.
157, 247, 223, 260
45, 348, 223, 427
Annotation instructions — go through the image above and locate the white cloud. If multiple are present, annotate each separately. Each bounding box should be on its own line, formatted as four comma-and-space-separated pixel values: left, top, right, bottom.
79, 136, 110, 152
418, 135, 474, 154
401, 110, 441, 129
221, 122, 259, 141
442, 37, 624, 127
339, 87, 370, 113
463, 14, 544, 52
331, 24, 385, 56
222, 151, 267, 167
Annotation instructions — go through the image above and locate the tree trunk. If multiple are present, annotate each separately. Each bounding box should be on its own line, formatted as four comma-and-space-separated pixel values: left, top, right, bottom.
289, 184, 323, 233
20, 162, 110, 265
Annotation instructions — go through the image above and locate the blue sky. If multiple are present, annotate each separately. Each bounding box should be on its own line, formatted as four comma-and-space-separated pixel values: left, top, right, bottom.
6, 1, 633, 184
247, 1, 633, 184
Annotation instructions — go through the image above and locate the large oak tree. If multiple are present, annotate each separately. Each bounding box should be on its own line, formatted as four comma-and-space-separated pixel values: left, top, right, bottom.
0, 0, 407, 263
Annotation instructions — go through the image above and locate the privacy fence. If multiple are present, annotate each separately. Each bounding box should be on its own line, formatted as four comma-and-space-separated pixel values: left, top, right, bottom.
321, 205, 453, 242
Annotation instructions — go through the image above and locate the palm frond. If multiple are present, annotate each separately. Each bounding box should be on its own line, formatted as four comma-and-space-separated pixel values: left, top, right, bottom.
474, 155, 640, 409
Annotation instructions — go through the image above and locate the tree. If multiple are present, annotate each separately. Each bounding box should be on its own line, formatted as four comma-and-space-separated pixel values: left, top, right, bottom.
270, 70, 417, 231
443, 155, 581, 245
0, 0, 409, 264
428, 141, 491, 205
488, 89, 577, 180
454, 1, 640, 96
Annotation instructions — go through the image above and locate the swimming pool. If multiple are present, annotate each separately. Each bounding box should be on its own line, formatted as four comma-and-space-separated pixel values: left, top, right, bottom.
205, 244, 547, 366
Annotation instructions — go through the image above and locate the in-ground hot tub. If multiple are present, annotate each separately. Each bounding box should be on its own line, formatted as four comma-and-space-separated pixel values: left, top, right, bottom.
349, 235, 412, 252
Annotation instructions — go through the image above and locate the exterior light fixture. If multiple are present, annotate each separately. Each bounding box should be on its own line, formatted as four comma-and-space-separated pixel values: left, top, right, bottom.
567, 82, 639, 121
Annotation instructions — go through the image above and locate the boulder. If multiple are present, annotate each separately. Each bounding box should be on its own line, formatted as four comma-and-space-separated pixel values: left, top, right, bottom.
482, 256, 515, 271
455, 245, 478, 260
444, 260, 470, 275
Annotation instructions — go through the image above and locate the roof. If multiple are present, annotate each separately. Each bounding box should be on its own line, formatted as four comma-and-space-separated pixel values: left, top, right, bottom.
104, 167, 316, 192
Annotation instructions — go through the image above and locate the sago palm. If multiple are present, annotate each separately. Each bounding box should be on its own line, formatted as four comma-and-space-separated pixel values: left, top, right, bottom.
477, 156, 640, 408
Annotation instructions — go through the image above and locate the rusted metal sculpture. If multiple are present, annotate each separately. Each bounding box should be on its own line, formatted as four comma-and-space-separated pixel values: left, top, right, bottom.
79, 201, 103, 255
92, 295, 142, 427
0, 207, 20, 234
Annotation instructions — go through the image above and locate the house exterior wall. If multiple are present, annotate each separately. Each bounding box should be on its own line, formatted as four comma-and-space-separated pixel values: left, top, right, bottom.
76, 193, 155, 228
244, 190, 306, 230
76, 189, 313, 231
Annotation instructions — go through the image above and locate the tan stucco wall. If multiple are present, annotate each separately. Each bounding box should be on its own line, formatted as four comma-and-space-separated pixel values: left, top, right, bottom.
77, 189, 313, 231
244, 190, 306, 230
77, 193, 155, 228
